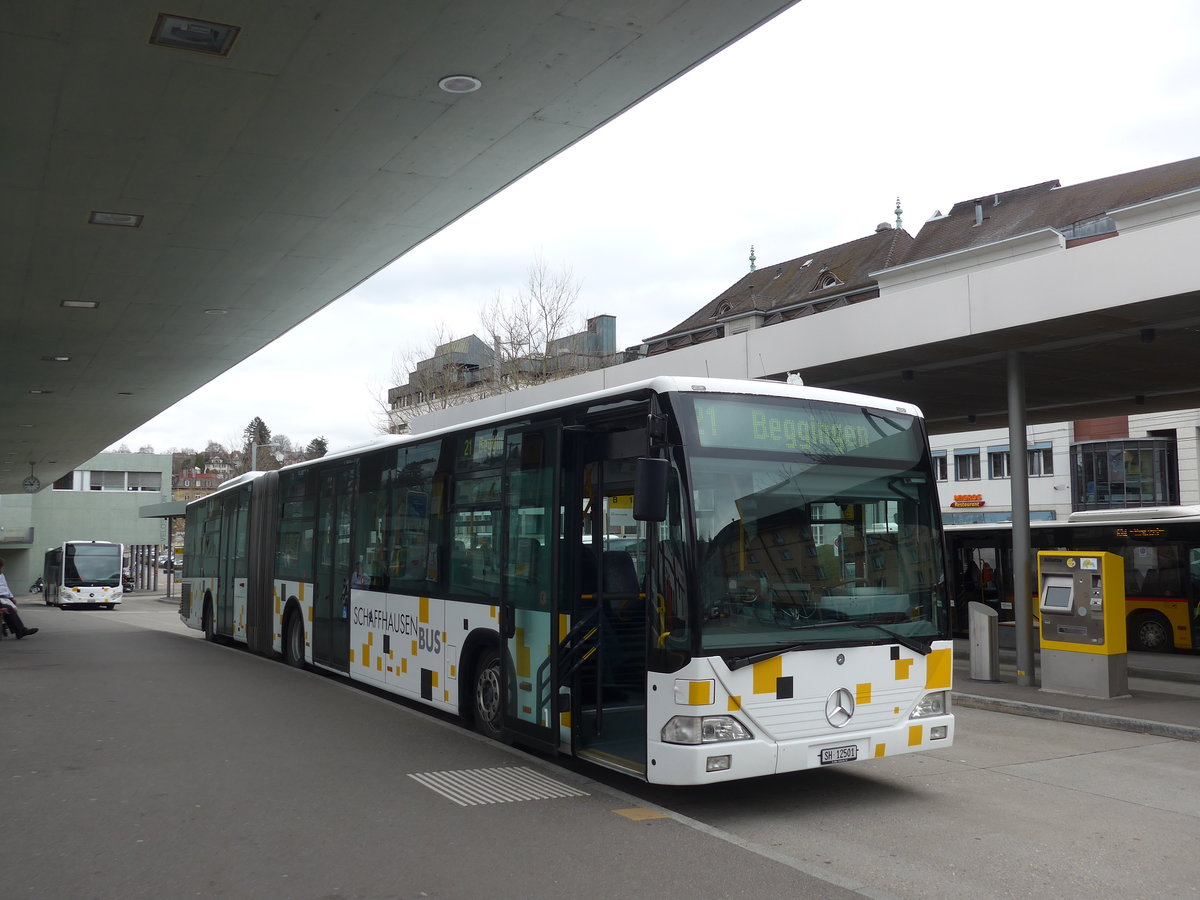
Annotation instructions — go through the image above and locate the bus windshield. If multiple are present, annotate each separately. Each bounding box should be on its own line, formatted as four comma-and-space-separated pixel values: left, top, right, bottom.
65, 544, 122, 587
678, 394, 946, 655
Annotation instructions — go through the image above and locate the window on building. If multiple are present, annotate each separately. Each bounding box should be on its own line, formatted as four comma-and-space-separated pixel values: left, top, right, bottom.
1071, 438, 1176, 511
1028, 445, 1054, 476
932, 451, 947, 482
89, 471, 126, 491
954, 450, 981, 481
53, 473, 75, 490
988, 448, 1010, 479
128, 472, 162, 492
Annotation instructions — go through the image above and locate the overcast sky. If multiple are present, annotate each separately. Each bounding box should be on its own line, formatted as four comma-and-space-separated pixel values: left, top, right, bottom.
111, 0, 1200, 455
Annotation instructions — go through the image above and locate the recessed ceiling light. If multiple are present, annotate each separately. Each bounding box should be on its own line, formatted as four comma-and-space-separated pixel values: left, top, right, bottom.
118, 392, 132, 396
204, 308, 228, 316
438, 74, 482, 94
61, 300, 99, 309
41, 355, 71, 362
16, 424, 33, 428
28, 389, 53, 395
149, 14, 240, 57
89, 211, 143, 227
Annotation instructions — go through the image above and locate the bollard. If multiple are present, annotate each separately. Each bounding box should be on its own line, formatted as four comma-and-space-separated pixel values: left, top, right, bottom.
968, 600, 1000, 681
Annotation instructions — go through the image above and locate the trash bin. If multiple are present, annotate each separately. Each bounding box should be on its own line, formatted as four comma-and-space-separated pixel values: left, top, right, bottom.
968, 600, 999, 682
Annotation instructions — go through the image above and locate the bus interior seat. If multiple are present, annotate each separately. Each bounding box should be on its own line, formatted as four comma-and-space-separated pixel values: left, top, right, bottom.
1139, 568, 1160, 595
1125, 567, 1141, 594
601, 550, 640, 596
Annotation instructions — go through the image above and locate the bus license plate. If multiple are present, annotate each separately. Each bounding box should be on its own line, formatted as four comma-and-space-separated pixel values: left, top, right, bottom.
820, 744, 858, 765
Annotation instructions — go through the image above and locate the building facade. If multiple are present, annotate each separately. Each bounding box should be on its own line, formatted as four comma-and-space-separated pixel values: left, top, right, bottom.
0, 451, 173, 588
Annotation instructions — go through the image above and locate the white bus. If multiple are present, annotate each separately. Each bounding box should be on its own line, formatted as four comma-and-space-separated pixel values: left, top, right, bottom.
180, 377, 954, 784
43, 540, 124, 609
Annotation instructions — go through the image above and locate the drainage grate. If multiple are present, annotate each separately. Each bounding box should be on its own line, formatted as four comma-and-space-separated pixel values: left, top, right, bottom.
408, 766, 589, 807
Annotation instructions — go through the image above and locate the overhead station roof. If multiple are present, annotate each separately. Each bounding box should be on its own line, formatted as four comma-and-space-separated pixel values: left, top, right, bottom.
0, 0, 798, 493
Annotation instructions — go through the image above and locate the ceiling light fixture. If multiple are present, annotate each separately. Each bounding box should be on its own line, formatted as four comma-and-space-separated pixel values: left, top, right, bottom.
438, 74, 482, 94
89, 211, 143, 227
61, 300, 99, 309
41, 355, 71, 362
149, 14, 240, 57
204, 308, 228, 316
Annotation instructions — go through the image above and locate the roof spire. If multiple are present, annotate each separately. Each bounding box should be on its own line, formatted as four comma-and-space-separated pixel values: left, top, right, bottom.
749, 245, 756, 272
895, 196, 903, 230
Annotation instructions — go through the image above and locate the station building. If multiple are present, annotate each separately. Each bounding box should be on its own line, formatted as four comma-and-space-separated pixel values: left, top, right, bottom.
0, 451, 173, 589
638, 154, 1200, 526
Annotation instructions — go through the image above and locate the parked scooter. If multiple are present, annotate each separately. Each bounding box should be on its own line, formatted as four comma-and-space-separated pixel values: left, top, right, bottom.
29, 576, 43, 593
122, 573, 135, 593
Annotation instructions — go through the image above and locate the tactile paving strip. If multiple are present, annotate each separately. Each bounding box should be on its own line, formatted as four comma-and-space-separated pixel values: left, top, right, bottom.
407, 765, 590, 806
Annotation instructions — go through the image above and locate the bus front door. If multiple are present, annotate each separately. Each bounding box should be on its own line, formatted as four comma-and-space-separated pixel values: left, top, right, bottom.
313, 464, 354, 672
570, 456, 648, 777
498, 424, 561, 752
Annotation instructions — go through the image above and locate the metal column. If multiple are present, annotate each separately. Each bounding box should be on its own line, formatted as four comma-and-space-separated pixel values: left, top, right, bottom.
1008, 351, 1035, 687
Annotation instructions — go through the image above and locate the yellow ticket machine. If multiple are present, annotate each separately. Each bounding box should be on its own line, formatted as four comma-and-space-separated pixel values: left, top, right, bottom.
1037, 551, 1128, 698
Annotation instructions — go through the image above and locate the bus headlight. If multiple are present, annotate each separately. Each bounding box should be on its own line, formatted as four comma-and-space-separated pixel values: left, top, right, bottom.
661, 715, 752, 745
910, 691, 948, 718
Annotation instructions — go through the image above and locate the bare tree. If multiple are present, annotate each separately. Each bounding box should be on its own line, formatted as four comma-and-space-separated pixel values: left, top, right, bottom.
483, 256, 582, 391
370, 257, 587, 434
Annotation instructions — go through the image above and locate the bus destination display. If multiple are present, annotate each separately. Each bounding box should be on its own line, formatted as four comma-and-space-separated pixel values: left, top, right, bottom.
690, 396, 918, 459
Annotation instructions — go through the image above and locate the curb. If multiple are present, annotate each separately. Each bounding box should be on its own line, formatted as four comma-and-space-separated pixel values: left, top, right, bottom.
953, 692, 1200, 743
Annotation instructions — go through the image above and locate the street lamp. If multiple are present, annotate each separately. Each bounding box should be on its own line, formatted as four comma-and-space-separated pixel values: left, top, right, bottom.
250, 442, 279, 471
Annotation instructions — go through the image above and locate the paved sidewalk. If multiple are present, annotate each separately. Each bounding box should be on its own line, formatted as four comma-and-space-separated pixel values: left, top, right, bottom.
952, 638, 1200, 741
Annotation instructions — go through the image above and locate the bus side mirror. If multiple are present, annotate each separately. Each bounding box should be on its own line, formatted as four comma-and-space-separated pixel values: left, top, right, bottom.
633, 457, 669, 523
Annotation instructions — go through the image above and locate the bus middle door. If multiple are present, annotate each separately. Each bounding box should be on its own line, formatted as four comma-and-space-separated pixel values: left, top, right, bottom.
498, 424, 561, 752
313, 464, 355, 672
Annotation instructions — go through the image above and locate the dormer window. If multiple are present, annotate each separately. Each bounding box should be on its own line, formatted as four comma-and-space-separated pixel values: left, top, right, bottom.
815, 272, 841, 290
715, 302, 732, 317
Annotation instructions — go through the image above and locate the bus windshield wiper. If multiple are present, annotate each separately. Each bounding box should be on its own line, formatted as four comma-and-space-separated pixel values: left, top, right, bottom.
726, 620, 931, 670
847, 622, 932, 656
725, 621, 862, 669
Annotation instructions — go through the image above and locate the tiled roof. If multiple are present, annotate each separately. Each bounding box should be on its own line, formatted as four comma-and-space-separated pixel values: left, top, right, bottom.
645, 226, 913, 343
904, 155, 1200, 261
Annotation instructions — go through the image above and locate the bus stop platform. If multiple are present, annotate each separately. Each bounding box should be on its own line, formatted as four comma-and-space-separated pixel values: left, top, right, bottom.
951, 637, 1200, 742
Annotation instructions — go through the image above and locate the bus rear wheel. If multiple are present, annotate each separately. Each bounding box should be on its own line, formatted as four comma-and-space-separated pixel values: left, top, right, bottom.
472, 647, 504, 741
1129, 612, 1172, 652
283, 611, 306, 668
202, 600, 216, 642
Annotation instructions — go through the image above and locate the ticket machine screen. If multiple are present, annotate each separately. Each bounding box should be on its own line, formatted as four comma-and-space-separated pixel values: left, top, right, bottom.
1042, 584, 1072, 610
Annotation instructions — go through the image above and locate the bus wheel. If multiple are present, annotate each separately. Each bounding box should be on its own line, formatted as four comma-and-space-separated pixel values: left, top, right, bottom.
1129, 612, 1171, 652
472, 647, 504, 741
283, 611, 306, 668
202, 600, 216, 642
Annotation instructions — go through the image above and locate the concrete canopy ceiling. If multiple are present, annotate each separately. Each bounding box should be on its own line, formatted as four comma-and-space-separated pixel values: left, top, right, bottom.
0, 0, 797, 493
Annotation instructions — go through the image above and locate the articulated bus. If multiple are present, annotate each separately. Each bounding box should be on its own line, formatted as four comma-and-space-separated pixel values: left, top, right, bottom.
43, 540, 124, 609
947, 507, 1200, 651
180, 377, 954, 784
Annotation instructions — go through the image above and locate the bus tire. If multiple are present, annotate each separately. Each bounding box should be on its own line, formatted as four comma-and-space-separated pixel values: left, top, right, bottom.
471, 646, 504, 741
283, 609, 306, 669
202, 599, 216, 642
1129, 612, 1172, 652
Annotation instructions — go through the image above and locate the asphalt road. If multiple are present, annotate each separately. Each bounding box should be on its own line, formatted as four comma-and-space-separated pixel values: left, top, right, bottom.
5, 593, 1199, 899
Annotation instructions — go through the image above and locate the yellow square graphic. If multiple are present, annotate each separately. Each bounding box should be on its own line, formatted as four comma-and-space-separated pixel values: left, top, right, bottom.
925, 648, 952, 690
752, 655, 783, 694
